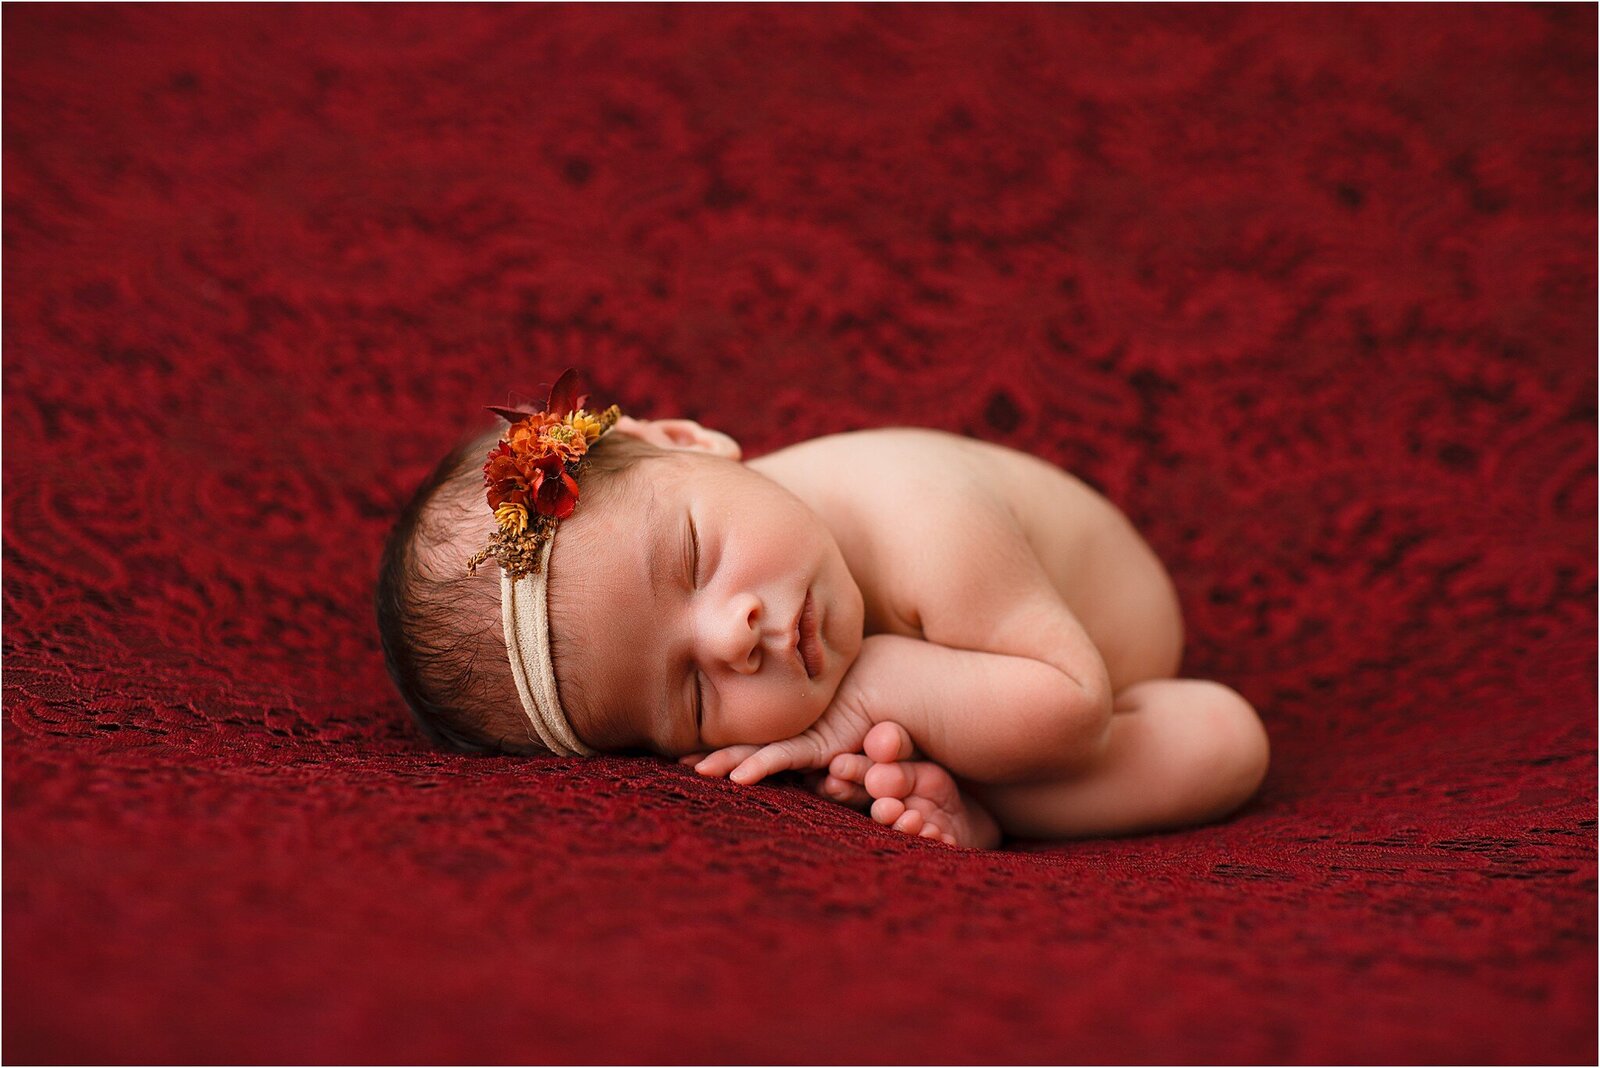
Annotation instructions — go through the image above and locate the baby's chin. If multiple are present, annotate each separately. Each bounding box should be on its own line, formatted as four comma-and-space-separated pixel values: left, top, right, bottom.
808, 631, 861, 727
822, 567, 866, 678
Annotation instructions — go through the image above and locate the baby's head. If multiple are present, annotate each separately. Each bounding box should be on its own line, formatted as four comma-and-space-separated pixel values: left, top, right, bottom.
376, 389, 864, 759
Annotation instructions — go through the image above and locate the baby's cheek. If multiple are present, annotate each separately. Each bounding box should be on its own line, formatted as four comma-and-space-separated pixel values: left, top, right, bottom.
731, 682, 821, 742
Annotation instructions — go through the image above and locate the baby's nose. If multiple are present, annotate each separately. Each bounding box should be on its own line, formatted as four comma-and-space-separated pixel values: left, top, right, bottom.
711, 592, 763, 674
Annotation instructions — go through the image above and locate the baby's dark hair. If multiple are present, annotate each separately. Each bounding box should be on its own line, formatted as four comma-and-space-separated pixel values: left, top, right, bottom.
375, 426, 657, 753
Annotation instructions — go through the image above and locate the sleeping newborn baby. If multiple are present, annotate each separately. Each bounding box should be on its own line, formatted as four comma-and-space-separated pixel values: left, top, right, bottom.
376, 371, 1269, 849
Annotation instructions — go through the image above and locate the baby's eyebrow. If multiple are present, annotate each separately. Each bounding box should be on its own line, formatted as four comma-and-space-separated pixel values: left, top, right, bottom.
642, 486, 669, 606
638, 487, 676, 748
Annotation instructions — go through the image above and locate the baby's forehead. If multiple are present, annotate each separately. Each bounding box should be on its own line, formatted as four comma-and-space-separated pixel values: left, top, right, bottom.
550, 481, 663, 592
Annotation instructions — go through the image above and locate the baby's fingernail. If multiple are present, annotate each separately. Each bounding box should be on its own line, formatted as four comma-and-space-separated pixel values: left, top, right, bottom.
730, 767, 749, 783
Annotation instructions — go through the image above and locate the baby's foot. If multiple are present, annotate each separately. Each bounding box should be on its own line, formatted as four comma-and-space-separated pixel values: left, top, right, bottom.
828, 723, 1002, 850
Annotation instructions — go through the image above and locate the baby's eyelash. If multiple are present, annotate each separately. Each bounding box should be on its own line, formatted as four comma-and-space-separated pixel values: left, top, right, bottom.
689, 516, 701, 586
689, 513, 703, 732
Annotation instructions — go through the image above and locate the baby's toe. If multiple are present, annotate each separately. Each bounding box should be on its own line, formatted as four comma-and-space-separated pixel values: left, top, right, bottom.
905, 797, 960, 842
863, 760, 916, 801
893, 809, 924, 836
822, 775, 871, 810
828, 752, 873, 784
870, 796, 906, 826
863, 722, 916, 764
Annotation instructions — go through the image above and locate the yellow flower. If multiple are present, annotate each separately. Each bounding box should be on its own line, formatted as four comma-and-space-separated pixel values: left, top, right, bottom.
566, 409, 604, 443
495, 502, 528, 534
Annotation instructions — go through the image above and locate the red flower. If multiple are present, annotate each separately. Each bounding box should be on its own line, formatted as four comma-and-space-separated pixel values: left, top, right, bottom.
536, 462, 580, 519
486, 368, 590, 427
483, 443, 529, 510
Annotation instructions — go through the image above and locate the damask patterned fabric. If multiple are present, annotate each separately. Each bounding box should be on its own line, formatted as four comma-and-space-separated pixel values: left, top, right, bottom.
3, 6, 1594, 1063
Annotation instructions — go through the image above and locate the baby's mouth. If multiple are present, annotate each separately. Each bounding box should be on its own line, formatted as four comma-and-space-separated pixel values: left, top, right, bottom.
797, 589, 823, 680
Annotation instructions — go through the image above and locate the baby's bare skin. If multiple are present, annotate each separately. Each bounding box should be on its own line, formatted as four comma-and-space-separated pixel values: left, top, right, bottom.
686, 721, 1002, 847
688, 429, 1270, 846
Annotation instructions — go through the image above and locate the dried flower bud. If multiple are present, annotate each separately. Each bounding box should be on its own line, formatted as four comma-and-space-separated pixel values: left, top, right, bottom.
495, 502, 529, 534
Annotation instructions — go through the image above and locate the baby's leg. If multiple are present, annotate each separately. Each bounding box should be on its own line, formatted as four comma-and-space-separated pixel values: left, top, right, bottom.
964, 679, 1269, 840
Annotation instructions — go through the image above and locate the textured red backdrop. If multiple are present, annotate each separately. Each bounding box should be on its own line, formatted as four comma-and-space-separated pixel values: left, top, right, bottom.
4, 5, 1595, 1063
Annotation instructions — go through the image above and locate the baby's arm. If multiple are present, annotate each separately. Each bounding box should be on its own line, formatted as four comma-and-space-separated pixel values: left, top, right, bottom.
836, 557, 1117, 784
696, 589, 1114, 788
828, 629, 1112, 784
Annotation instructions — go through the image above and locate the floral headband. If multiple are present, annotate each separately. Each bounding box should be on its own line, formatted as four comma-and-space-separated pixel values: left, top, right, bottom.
466, 369, 622, 755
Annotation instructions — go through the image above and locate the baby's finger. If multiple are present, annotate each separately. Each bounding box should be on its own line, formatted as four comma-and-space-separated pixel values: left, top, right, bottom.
693, 745, 761, 778
863, 721, 916, 764
677, 751, 711, 767
729, 738, 814, 785
729, 752, 780, 784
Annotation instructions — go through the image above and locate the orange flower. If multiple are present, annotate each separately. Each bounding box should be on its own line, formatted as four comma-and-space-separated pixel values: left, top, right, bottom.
540, 422, 589, 463
504, 411, 563, 451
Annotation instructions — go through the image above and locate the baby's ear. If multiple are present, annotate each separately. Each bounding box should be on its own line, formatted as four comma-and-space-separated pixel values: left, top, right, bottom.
614, 416, 741, 460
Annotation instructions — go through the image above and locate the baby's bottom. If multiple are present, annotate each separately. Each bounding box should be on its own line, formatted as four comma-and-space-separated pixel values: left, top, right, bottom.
963, 679, 1269, 840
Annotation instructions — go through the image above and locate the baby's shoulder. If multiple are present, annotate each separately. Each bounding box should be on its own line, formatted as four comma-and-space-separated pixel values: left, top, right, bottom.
770, 426, 1010, 484
759, 429, 1058, 629
770, 427, 1071, 512
761, 429, 1007, 520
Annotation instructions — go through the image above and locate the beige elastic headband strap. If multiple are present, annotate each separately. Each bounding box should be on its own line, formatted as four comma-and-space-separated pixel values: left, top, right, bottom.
500, 537, 596, 756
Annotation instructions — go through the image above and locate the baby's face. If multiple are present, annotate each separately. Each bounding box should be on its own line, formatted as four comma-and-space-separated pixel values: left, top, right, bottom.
550, 449, 864, 757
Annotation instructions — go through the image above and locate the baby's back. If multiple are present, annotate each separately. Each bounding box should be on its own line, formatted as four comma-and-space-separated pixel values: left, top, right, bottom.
752, 429, 1184, 691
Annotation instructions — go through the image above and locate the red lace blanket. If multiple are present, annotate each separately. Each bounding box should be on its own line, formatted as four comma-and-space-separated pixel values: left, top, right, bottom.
4, 6, 1594, 1062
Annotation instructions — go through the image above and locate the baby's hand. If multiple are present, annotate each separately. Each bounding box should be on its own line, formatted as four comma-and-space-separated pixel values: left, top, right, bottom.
678, 692, 875, 786
677, 751, 872, 811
